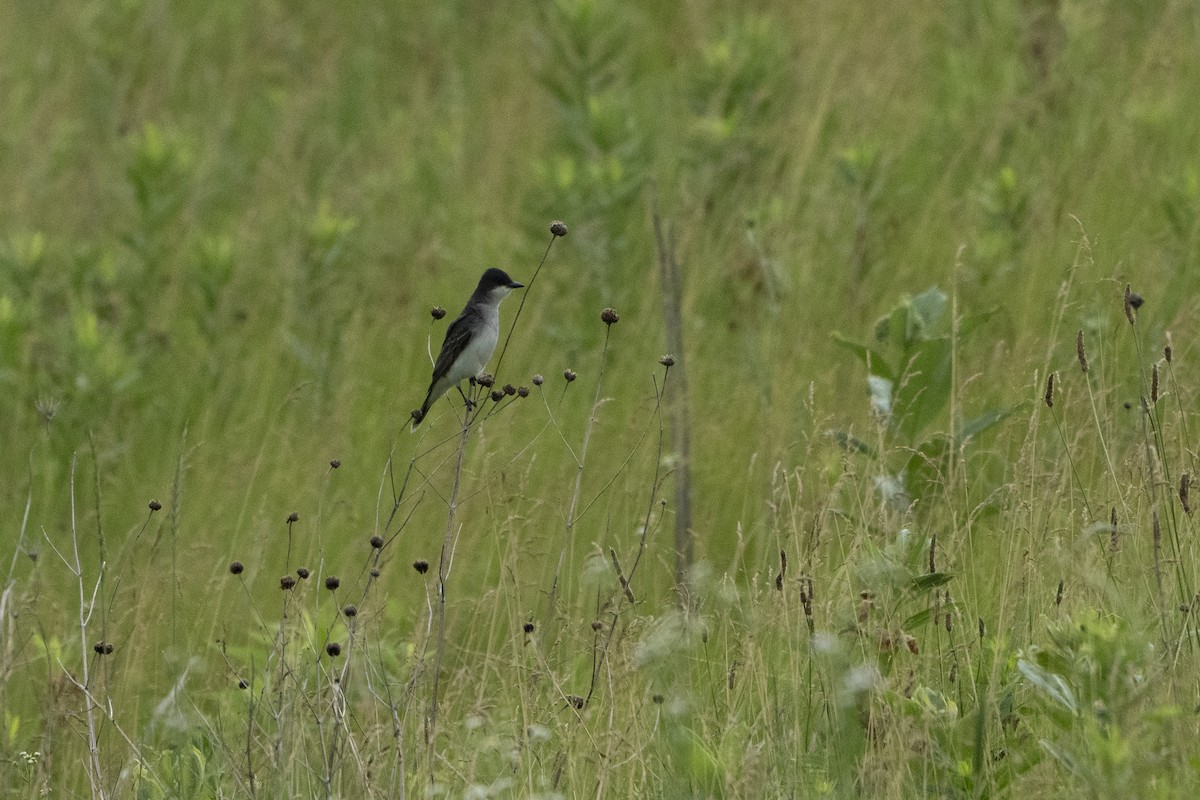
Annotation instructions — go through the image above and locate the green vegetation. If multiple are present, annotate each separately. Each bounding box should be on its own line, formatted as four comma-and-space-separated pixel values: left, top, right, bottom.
3, 1, 1200, 796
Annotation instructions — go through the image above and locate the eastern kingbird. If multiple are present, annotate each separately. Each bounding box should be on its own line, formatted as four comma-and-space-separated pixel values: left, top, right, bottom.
411, 268, 524, 427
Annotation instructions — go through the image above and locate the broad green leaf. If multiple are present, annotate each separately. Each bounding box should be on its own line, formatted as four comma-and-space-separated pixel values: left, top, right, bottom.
910, 685, 957, 717
831, 332, 896, 383
1018, 658, 1079, 715
909, 286, 948, 335
892, 336, 952, 441
956, 405, 1020, 442
910, 572, 954, 592
902, 607, 933, 629
875, 303, 911, 350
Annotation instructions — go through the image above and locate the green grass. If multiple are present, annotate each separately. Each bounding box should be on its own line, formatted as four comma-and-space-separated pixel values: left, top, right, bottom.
3, 0, 1200, 796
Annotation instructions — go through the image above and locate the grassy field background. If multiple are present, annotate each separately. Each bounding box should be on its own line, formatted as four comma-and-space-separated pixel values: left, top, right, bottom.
3, 1, 1200, 797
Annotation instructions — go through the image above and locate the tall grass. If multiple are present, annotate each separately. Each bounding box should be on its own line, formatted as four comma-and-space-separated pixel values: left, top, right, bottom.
3, 1, 1200, 797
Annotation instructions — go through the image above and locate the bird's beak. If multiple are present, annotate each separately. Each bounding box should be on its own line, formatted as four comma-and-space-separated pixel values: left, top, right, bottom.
510, 280, 525, 289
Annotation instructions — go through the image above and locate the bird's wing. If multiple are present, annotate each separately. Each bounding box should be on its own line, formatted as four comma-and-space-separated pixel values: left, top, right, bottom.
430, 305, 482, 386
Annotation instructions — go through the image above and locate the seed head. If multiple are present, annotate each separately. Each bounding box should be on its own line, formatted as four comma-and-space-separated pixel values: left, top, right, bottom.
659, 354, 676, 367
148, 500, 162, 512
1076, 329, 1089, 373
652, 694, 664, 705
325, 576, 340, 590
280, 575, 296, 591
370, 535, 384, 550
286, 511, 299, 524
1123, 284, 1137, 324
413, 560, 429, 574
1151, 363, 1160, 404
330, 459, 341, 469
591, 620, 603, 632
370, 567, 380, 578
238, 679, 249, 689
566, 695, 585, 710
1165, 344, 1173, 364
326, 642, 341, 657
550, 220, 568, 237
1043, 371, 1054, 408
229, 561, 244, 575
35, 396, 60, 422
1181, 473, 1192, 514
503, 383, 516, 396
431, 306, 446, 320
517, 386, 529, 397
522, 622, 535, 634
296, 567, 310, 579
477, 372, 495, 388
1110, 507, 1120, 550
532, 374, 544, 386
343, 605, 357, 618
490, 389, 505, 402
1055, 579, 1064, 606
563, 368, 577, 383
600, 307, 620, 326
93, 641, 114, 655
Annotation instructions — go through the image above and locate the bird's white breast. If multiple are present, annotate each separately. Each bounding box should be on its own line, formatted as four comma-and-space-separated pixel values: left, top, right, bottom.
451, 307, 500, 382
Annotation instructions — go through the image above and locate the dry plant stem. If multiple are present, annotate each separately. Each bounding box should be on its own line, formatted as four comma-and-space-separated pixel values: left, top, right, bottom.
586, 370, 670, 705
1082, 370, 1127, 520
169, 425, 188, 645
1166, 361, 1198, 476
1152, 512, 1170, 653
427, 412, 471, 782
492, 234, 557, 381
622, 370, 671, 594
65, 454, 106, 799
545, 328, 612, 626
1130, 337, 1195, 649
653, 213, 693, 593
1047, 403, 1095, 532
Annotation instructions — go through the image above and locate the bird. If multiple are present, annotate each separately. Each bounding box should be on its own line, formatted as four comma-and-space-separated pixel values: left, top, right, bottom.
411, 268, 524, 427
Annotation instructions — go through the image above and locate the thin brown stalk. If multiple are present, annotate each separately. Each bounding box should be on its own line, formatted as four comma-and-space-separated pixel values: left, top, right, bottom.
427, 414, 471, 782
653, 213, 693, 592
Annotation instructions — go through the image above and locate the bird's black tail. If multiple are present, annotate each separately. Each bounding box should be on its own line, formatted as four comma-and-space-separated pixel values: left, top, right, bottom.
411, 388, 435, 429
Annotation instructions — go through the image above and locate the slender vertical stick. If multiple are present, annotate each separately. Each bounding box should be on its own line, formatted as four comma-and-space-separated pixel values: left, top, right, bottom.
545, 330, 612, 627
427, 414, 471, 782
67, 454, 106, 799
653, 213, 693, 595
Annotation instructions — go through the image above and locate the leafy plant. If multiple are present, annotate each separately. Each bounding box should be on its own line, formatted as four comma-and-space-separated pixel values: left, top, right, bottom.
833, 286, 1013, 504
1018, 612, 1180, 798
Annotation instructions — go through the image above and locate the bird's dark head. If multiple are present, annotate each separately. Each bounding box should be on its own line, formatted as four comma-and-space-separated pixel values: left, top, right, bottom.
476, 268, 524, 301
480, 268, 523, 290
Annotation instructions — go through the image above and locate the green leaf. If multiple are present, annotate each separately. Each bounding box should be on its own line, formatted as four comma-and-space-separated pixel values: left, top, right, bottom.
1017, 658, 1079, 716
875, 303, 911, 350
909, 286, 948, 335
902, 607, 933, 629
892, 336, 952, 440
831, 332, 895, 383
959, 306, 1000, 338
956, 405, 1019, 442
910, 572, 954, 592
